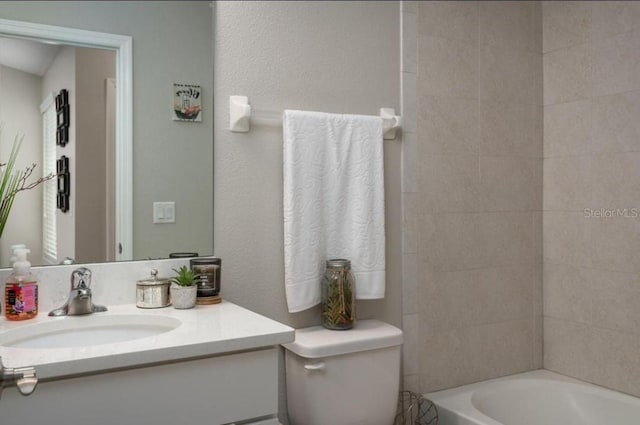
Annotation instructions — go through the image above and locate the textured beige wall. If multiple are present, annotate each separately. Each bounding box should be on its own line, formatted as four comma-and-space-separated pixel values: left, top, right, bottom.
214, 3, 401, 422
414, 1, 543, 393
213, 1, 402, 329
543, 1, 640, 397
0, 1, 214, 260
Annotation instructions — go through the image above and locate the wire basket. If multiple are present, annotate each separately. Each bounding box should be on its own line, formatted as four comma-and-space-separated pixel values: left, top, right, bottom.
394, 390, 438, 425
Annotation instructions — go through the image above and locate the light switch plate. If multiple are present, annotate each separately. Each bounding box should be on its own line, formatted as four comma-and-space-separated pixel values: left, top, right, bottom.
153, 202, 175, 224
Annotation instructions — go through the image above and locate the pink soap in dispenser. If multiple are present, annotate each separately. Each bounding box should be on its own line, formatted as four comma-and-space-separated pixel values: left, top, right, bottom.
4, 247, 38, 321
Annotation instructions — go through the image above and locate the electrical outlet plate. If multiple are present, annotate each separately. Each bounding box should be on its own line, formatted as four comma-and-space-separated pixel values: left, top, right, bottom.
153, 202, 175, 224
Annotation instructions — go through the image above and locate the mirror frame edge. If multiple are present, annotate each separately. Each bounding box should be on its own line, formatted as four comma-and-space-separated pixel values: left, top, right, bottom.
0, 18, 133, 262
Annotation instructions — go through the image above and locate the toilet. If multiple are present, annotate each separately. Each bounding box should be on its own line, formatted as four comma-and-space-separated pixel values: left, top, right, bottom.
283, 320, 403, 425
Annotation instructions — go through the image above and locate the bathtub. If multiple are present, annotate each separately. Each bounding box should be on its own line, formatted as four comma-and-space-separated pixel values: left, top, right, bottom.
426, 370, 640, 425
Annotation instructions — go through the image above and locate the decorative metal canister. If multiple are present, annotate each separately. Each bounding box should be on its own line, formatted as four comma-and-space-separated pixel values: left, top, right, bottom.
190, 257, 221, 297
321, 259, 356, 330
136, 269, 171, 308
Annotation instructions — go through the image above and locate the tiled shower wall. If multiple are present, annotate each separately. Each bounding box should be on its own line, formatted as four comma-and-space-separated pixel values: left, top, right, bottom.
402, 1, 544, 393
543, 1, 640, 398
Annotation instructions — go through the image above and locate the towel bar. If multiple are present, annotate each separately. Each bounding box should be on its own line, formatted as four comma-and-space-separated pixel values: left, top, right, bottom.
229, 95, 402, 140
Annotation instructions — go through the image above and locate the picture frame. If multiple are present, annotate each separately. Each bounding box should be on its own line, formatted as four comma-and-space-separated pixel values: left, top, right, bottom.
57, 105, 69, 128
173, 83, 202, 122
56, 126, 68, 147
56, 156, 70, 213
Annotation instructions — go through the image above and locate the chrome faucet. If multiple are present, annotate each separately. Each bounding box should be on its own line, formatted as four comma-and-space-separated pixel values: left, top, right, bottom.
49, 267, 107, 316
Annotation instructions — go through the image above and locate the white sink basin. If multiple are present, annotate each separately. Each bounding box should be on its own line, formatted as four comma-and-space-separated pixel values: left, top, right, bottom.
0, 314, 181, 349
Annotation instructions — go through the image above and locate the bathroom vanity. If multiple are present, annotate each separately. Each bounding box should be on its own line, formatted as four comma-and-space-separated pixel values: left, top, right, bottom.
0, 301, 293, 425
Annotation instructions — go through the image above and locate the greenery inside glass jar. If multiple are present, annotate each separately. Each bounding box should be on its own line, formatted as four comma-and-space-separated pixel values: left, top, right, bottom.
321, 259, 356, 330
0, 131, 56, 239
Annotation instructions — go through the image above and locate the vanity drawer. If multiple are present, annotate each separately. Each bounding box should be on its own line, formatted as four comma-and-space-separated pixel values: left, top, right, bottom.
2, 347, 279, 425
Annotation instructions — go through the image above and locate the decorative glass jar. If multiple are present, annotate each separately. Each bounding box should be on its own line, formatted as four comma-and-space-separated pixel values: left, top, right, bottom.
321, 259, 356, 330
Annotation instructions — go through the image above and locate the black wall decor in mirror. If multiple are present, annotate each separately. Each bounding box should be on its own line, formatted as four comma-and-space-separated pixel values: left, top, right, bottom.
56, 156, 70, 213
56, 89, 69, 147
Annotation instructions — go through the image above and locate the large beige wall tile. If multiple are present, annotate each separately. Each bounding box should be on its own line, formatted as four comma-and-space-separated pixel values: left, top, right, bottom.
480, 101, 542, 157
591, 152, 640, 207
590, 328, 640, 397
415, 0, 542, 393
403, 192, 418, 254
591, 268, 640, 335
418, 96, 478, 155
592, 30, 640, 97
402, 313, 419, 375
544, 317, 593, 379
402, 10, 417, 73
420, 265, 534, 332
480, 156, 541, 211
543, 99, 591, 157
479, 1, 537, 52
533, 211, 543, 265
418, 0, 478, 44
542, 1, 591, 53
532, 264, 543, 369
543, 262, 592, 324
592, 91, 640, 154
480, 44, 541, 105
402, 132, 417, 193
543, 43, 591, 105
420, 319, 534, 392
403, 253, 418, 314
419, 213, 483, 272
591, 1, 640, 40
589, 217, 640, 274
403, 71, 417, 134
543, 211, 592, 267
533, 313, 544, 369
418, 36, 478, 99
477, 212, 534, 267
403, 374, 420, 393
543, 155, 592, 211
419, 155, 479, 213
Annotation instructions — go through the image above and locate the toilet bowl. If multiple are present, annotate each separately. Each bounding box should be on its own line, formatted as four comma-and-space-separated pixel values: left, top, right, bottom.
283, 319, 403, 425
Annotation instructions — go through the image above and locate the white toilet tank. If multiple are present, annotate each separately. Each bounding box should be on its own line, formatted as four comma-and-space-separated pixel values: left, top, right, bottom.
283, 320, 403, 425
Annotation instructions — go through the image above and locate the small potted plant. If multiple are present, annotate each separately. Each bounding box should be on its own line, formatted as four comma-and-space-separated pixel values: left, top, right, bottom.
170, 266, 197, 309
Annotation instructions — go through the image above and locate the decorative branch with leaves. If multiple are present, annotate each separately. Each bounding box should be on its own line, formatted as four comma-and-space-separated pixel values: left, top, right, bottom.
0, 131, 57, 239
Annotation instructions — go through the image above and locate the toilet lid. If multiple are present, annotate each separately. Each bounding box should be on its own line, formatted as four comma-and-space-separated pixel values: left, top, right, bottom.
282, 319, 403, 359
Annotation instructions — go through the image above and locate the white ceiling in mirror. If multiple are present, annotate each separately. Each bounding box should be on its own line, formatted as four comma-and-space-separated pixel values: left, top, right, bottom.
0, 37, 59, 76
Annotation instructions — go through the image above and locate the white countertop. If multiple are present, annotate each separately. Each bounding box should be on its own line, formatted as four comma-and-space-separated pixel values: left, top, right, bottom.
0, 301, 294, 380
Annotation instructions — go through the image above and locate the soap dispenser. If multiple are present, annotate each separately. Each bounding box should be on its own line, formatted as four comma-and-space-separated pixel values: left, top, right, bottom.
4, 248, 38, 321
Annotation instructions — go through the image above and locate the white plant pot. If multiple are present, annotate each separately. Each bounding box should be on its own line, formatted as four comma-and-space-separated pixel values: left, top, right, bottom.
170, 284, 197, 309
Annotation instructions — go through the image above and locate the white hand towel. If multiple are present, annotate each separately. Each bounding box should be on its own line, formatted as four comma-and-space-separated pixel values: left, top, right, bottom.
283, 110, 386, 313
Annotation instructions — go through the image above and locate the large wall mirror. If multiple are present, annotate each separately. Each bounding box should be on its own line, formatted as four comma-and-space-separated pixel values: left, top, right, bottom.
0, 2, 214, 268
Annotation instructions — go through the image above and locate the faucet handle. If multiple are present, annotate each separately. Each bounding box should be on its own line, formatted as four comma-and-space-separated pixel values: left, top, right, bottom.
71, 267, 92, 290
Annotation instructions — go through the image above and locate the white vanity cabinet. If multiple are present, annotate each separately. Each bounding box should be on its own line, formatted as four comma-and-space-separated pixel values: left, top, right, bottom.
3, 347, 280, 424
0, 302, 292, 425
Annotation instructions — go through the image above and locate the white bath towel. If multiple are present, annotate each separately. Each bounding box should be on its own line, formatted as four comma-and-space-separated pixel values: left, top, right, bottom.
283, 110, 386, 313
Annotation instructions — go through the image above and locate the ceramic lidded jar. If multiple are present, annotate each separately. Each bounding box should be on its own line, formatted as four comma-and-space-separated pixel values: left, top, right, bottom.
136, 269, 171, 308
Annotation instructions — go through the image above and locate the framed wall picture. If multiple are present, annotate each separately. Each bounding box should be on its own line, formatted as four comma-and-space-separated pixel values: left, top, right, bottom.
56, 156, 70, 213
56, 89, 70, 146
173, 83, 202, 122
56, 106, 69, 128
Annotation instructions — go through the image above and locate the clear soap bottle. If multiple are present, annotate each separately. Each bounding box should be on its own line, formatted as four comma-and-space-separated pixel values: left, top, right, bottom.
4, 248, 38, 321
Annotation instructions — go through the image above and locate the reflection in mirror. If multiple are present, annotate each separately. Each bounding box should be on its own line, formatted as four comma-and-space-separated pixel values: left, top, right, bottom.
0, 20, 130, 268
0, 36, 118, 268
0, 2, 214, 268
